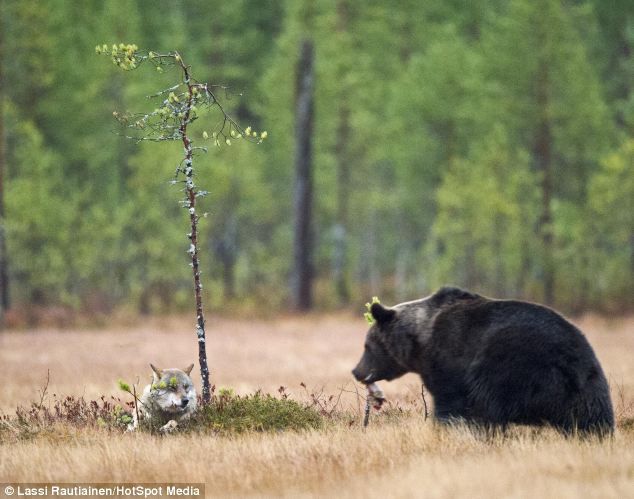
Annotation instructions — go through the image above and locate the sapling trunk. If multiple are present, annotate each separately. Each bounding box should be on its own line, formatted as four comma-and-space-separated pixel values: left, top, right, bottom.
364, 382, 385, 427
176, 53, 211, 404
185, 164, 211, 404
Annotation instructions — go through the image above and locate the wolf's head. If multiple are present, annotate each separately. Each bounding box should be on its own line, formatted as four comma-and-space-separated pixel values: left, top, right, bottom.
148, 363, 197, 415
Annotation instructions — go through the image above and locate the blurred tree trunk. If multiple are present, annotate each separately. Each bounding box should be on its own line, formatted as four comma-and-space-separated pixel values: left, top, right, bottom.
493, 214, 505, 296
464, 243, 477, 290
291, 39, 315, 311
213, 213, 237, 301
362, 207, 380, 295
0, 12, 9, 325
535, 61, 555, 306
630, 233, 634, 306
332, 0, 351, 305
395, 248, 409, 302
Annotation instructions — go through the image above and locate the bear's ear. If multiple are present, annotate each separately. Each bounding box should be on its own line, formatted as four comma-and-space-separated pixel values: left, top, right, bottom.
371, 302, 396, 325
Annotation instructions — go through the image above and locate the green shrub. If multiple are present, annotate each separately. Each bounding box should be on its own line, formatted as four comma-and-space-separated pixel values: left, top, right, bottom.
189, 391, 322, 434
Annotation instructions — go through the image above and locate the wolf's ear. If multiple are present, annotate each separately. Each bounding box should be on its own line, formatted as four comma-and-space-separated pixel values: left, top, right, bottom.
150, 363, 163, 381
371, 302, 396, 325
183, 363, 195, 376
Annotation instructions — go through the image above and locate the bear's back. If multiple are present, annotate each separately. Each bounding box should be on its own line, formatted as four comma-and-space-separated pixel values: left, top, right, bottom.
429, 299, 594, 360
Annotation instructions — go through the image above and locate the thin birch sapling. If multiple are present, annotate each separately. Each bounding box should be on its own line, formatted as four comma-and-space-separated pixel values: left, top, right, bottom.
98, 43, 267, 404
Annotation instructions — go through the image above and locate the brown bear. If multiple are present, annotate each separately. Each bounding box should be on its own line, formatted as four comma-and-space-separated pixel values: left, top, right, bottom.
352, 287, 614, 436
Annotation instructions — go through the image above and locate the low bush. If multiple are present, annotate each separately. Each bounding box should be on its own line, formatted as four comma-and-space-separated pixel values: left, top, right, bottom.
187, 390, 322, 434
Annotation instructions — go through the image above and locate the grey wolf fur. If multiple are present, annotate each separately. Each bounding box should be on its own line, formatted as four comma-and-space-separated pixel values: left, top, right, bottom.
352, 287, 614, 436
130, 363, 197, 432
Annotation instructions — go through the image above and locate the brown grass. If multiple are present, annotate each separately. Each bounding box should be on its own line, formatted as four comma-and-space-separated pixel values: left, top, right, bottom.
1, 313, 633, 497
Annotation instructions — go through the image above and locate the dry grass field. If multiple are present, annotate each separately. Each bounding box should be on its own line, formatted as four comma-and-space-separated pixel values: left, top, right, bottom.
1, 313, 633, 498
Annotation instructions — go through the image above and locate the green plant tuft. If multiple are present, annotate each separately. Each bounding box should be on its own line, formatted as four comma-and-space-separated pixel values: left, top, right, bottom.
118, 379, 131, 392
189, 391, 322, 434
364, 296, 381, 324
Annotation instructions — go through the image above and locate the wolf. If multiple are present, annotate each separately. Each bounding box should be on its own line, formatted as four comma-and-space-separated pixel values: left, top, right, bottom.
129, 363, 197, 433
352, 287, 614, 436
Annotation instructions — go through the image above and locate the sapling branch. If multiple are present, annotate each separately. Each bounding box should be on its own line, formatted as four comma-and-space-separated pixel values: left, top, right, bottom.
421, 383, 429, 421
363, 395, 371, 428
363, 382, 386, 428
132, 383, 140, 427
118, 379, 144, 411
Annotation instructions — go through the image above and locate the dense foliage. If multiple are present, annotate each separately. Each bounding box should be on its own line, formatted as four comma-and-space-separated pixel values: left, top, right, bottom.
1, 0, 632, 317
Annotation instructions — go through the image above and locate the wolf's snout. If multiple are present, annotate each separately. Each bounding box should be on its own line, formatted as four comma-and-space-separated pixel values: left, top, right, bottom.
181, 398, 189, 408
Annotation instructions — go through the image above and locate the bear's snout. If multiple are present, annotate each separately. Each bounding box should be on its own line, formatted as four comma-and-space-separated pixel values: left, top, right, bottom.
352, 367, 372, 383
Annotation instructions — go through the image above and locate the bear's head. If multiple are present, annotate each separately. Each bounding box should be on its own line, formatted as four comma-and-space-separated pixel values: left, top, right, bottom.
352, 287, 478, 384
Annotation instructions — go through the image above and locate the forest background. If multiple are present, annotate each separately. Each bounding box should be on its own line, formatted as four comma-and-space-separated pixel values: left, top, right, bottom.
0, 0, 632, 325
